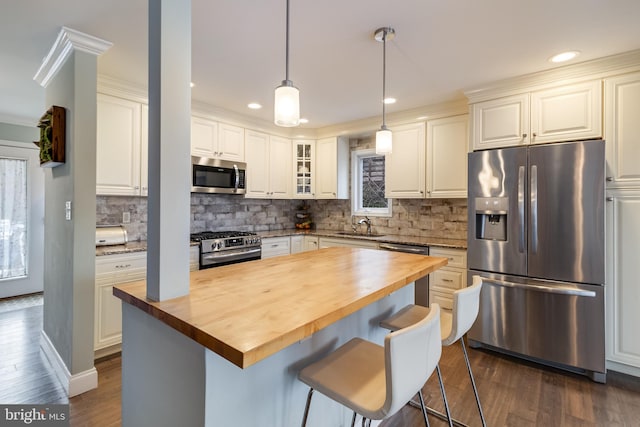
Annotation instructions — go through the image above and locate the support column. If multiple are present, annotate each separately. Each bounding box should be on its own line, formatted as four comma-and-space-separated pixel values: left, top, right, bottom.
147, 0, 192, 301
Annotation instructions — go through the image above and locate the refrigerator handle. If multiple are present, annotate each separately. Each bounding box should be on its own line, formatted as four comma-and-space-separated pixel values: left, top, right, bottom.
531, 164, 538, 253
518, 166, 525, 253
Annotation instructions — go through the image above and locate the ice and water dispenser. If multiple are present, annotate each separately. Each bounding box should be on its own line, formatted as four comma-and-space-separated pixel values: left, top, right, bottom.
475, 197, 508, 241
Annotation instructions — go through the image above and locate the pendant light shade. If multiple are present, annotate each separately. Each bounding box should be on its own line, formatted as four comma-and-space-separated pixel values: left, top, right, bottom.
374, 27, 395, 155
274, 80, 300, 127
274, 0, 300, 127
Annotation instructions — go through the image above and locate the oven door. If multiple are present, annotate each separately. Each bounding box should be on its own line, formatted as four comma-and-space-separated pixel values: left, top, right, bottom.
200, 247, 261, 269
191, 156, 246, 194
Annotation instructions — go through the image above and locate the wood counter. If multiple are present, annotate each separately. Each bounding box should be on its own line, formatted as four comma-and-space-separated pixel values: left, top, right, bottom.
114, 247, 447, 368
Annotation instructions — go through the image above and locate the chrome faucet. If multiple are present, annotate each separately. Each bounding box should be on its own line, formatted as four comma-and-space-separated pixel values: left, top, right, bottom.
358, 216, 372, 235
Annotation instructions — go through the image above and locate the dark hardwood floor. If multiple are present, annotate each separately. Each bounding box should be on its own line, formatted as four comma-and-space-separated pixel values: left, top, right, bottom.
2, 295, 640, 426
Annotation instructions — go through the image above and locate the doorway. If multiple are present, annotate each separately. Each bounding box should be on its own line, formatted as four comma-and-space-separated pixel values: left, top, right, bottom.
0, 141, 44, 298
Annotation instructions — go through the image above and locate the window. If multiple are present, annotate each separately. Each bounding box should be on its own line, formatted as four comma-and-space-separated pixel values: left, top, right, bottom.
351, 149, 392, 217
0, 157, 28, 279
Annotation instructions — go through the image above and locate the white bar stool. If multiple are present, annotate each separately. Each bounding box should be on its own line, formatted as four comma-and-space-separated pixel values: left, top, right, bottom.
298, 304, 443, 427
379, 275, 486, 427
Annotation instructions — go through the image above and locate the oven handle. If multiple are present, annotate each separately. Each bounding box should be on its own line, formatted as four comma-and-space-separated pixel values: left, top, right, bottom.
378, 243, 429, 254
202, 247, 261, 261
482, 277, 596, 297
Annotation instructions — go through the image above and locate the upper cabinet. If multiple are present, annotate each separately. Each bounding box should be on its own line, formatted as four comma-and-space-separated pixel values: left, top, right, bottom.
315, 137, 349, 199
426, 115, 468, 198
96, 93, 148, 196
293, 140, 315, 199
605, 71, 640, 188
190, 116, 245, 162
385, 122, 426, 198
471, 80, 602, 150
244, 130, 291, 199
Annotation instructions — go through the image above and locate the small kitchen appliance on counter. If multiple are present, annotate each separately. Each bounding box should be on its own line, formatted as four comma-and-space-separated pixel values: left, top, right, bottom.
96, 225, 128, 246
190, 231, 261, 269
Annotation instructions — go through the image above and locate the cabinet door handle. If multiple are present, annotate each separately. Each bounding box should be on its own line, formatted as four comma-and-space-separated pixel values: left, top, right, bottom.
606, 197, 613, 202
532, 132, 537, 138
442, 278, 454, 283
606, 177, 613, 182
522, 133, 527, 138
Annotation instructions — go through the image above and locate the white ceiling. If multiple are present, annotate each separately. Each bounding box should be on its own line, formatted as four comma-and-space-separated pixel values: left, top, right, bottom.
3, 0, 640, 129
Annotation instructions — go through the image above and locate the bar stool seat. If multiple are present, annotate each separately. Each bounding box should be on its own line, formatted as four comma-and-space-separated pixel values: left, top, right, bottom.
298, 304, 442, 427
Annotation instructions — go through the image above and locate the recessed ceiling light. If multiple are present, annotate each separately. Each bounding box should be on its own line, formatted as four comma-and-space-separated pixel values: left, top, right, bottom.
299, 118, 309, 124
383, 97, 396, 104
247, 103, 262, 110
549, 51, 580, 63
190, 82, 195, 88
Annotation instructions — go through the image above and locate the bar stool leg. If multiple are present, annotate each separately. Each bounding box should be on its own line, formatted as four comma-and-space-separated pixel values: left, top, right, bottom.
417, 390, 430, 427
461, 337, 486, 427
436, 365, 453, 427
301, 388, 314, 427
351, 412, 357, 427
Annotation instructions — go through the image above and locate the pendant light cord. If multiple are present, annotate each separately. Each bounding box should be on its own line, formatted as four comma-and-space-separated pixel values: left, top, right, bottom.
382, 29, 387, 127
285, 0, 290, 82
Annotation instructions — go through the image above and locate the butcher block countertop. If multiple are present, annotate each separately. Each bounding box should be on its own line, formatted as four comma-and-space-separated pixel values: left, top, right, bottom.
113, 247, 447, 369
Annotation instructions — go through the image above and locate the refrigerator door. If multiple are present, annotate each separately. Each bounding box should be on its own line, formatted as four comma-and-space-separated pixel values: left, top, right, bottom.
467, 147, 527, 276
468, 270, 605, 379
528, 140, 605, 285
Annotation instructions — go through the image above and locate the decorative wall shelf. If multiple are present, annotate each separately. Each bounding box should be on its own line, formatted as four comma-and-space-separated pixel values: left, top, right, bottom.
34, 105, 65, 167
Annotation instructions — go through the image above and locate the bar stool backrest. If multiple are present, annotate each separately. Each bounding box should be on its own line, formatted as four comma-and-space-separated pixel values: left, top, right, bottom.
442, 275, 483, 346
383, 303, 441, 417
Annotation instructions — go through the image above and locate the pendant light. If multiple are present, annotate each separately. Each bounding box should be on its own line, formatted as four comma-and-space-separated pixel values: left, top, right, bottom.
374, 27, 395, 155
274, 0, 300, 127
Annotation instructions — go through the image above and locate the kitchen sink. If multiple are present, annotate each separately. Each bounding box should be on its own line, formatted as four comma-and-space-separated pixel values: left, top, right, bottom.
335, 232, 386, 238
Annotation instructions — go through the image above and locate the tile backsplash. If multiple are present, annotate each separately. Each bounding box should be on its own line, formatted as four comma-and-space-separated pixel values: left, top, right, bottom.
97, 195, 467, 242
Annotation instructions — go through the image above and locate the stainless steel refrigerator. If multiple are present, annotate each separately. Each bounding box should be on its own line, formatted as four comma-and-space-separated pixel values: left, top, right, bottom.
467, 139, 606, 382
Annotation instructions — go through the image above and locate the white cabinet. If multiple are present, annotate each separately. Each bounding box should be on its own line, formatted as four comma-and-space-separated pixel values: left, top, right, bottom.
96, 93, 148, 196
605, 72, 640, 188
385, 122, 426, 198
605, 189, 640, 376
428, 248, 466, 310
261, 237, 291, 259
471, 81, 602, 150
191, 116, 245, 162
318, 237, 379, 249
95, 252, 147, 355
303, 236, 319, 251
426, 115, 468, 198
315, 137, 349, 199
293, 140, 316, 199
245, 130, 292, 199
189, 245, 199, 271
290, 235, 304, 254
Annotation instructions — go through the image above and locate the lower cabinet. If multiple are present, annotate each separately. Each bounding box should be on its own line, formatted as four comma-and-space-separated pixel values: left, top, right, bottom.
261, 237, 291, 259
428, 248, 467, 310
94, 246, 199, 358
318, 237, 379, 249
303, 236, 319, 251
290, 236, 304, 254
606, 189, 640, 376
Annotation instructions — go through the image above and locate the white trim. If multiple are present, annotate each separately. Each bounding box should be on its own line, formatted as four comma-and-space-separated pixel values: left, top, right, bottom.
39, 331, 98, 397
607, 359, 640, 379
34, 26, 112, 88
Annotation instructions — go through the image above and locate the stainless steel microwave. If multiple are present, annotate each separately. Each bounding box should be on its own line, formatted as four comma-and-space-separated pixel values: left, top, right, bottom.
191, 156, 246, 194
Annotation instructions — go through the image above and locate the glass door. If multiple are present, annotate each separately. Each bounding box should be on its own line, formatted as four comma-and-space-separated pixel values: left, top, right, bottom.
293, 140, 315, 198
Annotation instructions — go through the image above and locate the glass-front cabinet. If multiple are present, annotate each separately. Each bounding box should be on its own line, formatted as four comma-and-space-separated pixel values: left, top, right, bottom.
293, 140, 315, 198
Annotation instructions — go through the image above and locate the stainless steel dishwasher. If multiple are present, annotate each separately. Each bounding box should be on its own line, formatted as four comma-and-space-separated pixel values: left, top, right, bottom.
378, 243, 429, 307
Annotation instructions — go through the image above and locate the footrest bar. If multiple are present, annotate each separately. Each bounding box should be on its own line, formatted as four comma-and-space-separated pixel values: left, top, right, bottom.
408, 400, 469, 427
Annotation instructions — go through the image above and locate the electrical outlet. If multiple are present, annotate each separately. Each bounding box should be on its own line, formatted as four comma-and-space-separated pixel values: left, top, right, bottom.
122, 211, 131, 224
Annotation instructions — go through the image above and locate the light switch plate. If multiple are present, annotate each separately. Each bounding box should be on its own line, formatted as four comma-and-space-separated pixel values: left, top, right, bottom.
122, 211, 131, 224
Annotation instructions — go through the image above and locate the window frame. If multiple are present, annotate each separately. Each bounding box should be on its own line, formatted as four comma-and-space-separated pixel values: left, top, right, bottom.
351, 149, 392, 218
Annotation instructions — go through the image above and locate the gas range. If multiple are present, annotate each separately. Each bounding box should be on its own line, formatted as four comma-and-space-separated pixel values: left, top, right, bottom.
190, 231, 261, 269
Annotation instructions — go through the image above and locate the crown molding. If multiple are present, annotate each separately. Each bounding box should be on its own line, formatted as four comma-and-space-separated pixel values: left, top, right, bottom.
464, 49, 640, 103
34, 26, 112, 88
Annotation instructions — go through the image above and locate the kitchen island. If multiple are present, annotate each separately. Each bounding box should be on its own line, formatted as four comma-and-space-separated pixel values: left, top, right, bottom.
114, 247, 447, 427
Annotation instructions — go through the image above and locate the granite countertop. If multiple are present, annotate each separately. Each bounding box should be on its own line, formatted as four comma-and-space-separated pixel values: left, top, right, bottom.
97, 229, 465, 257
257, 229, 467, 249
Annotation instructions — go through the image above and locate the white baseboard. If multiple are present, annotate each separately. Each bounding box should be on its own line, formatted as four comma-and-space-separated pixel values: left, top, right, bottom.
607, 359, 640, 378
39, 330, 98, 397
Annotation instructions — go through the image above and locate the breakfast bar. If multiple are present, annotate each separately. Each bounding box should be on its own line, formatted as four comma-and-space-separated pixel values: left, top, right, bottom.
114, 247, 447, 426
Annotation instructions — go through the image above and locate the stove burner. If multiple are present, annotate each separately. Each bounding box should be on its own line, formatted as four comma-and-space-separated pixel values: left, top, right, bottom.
190, 231, 257, 242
